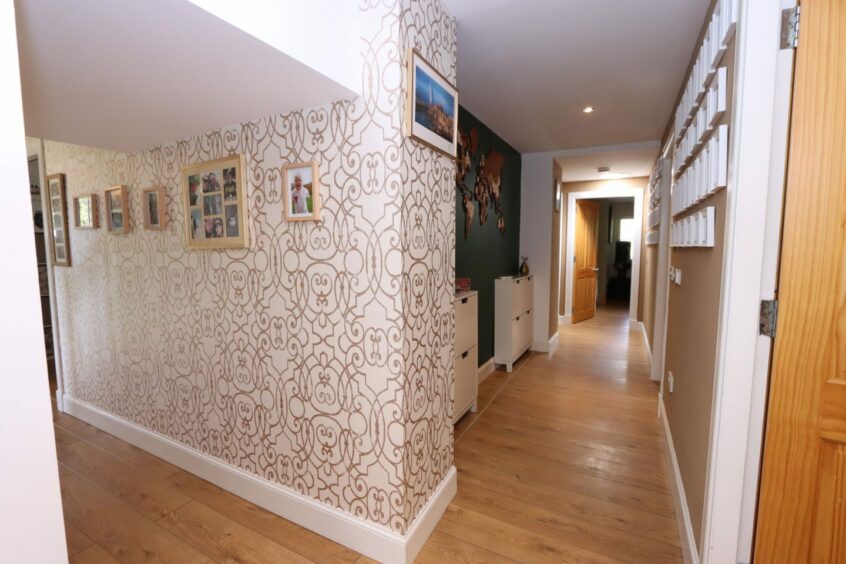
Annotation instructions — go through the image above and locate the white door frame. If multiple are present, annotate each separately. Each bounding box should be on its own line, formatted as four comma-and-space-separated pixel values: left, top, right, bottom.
699, 1, 795, 562
563, 186, 643, 326
650, 155, 673, 383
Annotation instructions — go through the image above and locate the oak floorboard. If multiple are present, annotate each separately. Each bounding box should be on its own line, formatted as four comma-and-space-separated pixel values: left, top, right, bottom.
157, 500, 314, 564
69, 544, 122, 564
65, 522, 94, 557
60, 472, 207, 564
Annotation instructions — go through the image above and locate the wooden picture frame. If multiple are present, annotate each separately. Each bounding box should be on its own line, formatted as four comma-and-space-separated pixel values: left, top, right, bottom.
104, 185, 130, 234
45, 173, 71, 266
282, 161, 321, 222
406, 48, 459, 159
181, 155, 248, 249
73, 194, 99, 229
142, 186, 167, 230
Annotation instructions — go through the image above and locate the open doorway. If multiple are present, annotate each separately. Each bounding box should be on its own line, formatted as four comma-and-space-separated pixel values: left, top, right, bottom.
559, 180, 644, 328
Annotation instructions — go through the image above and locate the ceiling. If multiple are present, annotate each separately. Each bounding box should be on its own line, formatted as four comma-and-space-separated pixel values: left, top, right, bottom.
556, 143, 660, 182
444, 0, 711, 153
15, 0, 356, 152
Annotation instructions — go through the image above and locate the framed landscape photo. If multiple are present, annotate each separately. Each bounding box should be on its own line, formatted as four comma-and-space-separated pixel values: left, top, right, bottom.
181, 155, 248, 249
282, 161, 320, 222
74, 194, 99, 229
406, 48, 459, 159
105, 185, 130, 234
46, 173, 71, 266
142, 186, 167, 230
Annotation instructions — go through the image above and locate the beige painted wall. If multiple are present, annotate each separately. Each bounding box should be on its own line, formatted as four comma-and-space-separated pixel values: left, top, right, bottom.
46, 0, 456, 535
662, 7, 735, 547
557, 177, 648, 318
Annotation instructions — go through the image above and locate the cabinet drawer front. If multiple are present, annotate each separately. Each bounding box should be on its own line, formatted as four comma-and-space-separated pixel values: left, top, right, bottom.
455, 293, 477, 355
510, 276, 533, 317
454, 346, 478, 419
520, 309, 533, 350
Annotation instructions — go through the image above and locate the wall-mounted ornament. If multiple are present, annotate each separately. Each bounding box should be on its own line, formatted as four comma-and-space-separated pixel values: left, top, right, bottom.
73, 194, 99, 229
104, 185, 130, 234
142, 186, 167, 231
46, 173, 71, 266
282, 161, 321, 222
406, 48, 458, 159
456, 125, 506, 239
181, 155, 248, 249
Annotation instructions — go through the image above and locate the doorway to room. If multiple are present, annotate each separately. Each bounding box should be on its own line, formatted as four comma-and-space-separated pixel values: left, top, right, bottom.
560, 182, 644, 328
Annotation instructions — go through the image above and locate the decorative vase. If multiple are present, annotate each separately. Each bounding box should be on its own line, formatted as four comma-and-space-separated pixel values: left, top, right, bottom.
519, 257, 529, 276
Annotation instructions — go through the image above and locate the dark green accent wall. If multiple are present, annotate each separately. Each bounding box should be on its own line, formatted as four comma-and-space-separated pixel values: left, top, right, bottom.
455, 107, 522, 366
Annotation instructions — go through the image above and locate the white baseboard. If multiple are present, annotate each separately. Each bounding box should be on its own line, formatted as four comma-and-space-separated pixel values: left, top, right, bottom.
558, 314, 567, 326
531, 331, 559, 353
477, 357, 495, 384
63, 396, 456, 564
632, 321, 652, 367
562, 313, 572, 325
660, 400, 699, 564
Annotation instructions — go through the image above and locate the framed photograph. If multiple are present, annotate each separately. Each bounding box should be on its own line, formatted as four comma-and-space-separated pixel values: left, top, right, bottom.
282, 161, 320, 222
74, 194, 99, 229
104, 185, 130, 234
181, 155, 248, 249
406, 48, 459, 159
45, 173, 71, 266
142, 186, 167, 230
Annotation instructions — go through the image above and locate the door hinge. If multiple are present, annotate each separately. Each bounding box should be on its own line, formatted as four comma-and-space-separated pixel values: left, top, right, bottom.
780, 6, 800, 50
759, 299, 778, 338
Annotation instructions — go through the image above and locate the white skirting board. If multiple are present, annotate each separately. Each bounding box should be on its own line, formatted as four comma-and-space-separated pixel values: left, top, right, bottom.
532, 331, 560, 354
62, 395, 456, 564
632, 320, 653, 367
477, 357, 495, 384
660, 399, 700, 564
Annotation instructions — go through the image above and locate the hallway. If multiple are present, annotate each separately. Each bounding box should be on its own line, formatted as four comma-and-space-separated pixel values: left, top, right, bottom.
53, 306, 680, 563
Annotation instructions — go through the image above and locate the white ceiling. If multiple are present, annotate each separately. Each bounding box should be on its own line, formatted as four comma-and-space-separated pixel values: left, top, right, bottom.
556, 143, 659, 182
15, 0, 356, 152
445, 0, 711, 153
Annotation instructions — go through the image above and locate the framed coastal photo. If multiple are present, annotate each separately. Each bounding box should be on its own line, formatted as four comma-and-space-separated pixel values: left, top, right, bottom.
104, 185, 130, 234
282, 161, 320, 222
181, 155, 248, 249
406, 48, 458, 159
142, 186, 167, 230
45, 173, 71, 266
74, 194, 99, 229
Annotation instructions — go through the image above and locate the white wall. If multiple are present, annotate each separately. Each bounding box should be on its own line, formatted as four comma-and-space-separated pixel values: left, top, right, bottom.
0, 0, 67, 560
188, 0, 361, 95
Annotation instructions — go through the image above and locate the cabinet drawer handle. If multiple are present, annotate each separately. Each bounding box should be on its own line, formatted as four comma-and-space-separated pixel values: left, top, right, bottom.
516, 315, 521, 321
461, 350, 469, 359
516, 280, 521, 284
461, 297, 468, 304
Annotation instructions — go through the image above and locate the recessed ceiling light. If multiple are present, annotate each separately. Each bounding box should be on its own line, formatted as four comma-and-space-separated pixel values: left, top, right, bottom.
582, 106, 594, 114
597, 166, 631, 179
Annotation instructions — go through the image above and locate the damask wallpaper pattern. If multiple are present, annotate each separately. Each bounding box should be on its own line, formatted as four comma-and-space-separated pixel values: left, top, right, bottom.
47, 0, 456, 535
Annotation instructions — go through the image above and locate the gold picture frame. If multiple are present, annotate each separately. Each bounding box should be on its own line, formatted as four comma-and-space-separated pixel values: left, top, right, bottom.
104, 185, 130, 234
406, 48, 459, 159
282, 161, 321, 222
181, 155, 248, 249
142, 186, 167, 231
73, 194, 99, 229
46, 173, 71, 266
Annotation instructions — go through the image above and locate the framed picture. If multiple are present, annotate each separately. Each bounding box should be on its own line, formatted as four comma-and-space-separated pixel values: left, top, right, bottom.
104, 185, 130, 234
74, 194, 99, 229
45, 173, 71, 266
282, 161, 320, 222
406, 48, 459, 159
142, 186, 167, 230
181, 155, 248, 249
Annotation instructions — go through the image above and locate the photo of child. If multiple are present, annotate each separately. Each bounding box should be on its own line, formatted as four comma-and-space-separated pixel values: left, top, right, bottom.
204, 217, 224, 238
204, 194, 222, 216
202, 171, 221, 193
223, 167, 237, 202
190, 208, 203, 239
224, 205, 239, 237
189, 175, 201, 206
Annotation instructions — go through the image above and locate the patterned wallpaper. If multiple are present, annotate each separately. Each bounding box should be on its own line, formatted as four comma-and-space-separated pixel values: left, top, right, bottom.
47, 0, 456, 535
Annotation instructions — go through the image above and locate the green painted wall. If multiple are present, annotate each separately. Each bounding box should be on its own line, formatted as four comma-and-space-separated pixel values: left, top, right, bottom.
455, 107, 522, 366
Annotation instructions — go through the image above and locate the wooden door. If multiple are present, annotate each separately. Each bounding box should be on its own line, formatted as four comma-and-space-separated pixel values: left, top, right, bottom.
755, 0, 846, 561
572, 200, 599, 323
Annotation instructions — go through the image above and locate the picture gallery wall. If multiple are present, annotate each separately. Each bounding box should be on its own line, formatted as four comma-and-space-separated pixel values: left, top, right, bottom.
44, 0, 457, 539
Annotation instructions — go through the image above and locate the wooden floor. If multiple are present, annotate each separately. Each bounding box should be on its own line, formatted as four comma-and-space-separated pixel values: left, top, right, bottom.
52, 306, 681, 563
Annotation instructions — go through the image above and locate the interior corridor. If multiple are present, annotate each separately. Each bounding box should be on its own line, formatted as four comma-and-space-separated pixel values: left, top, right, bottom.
53, 305, 680, 563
